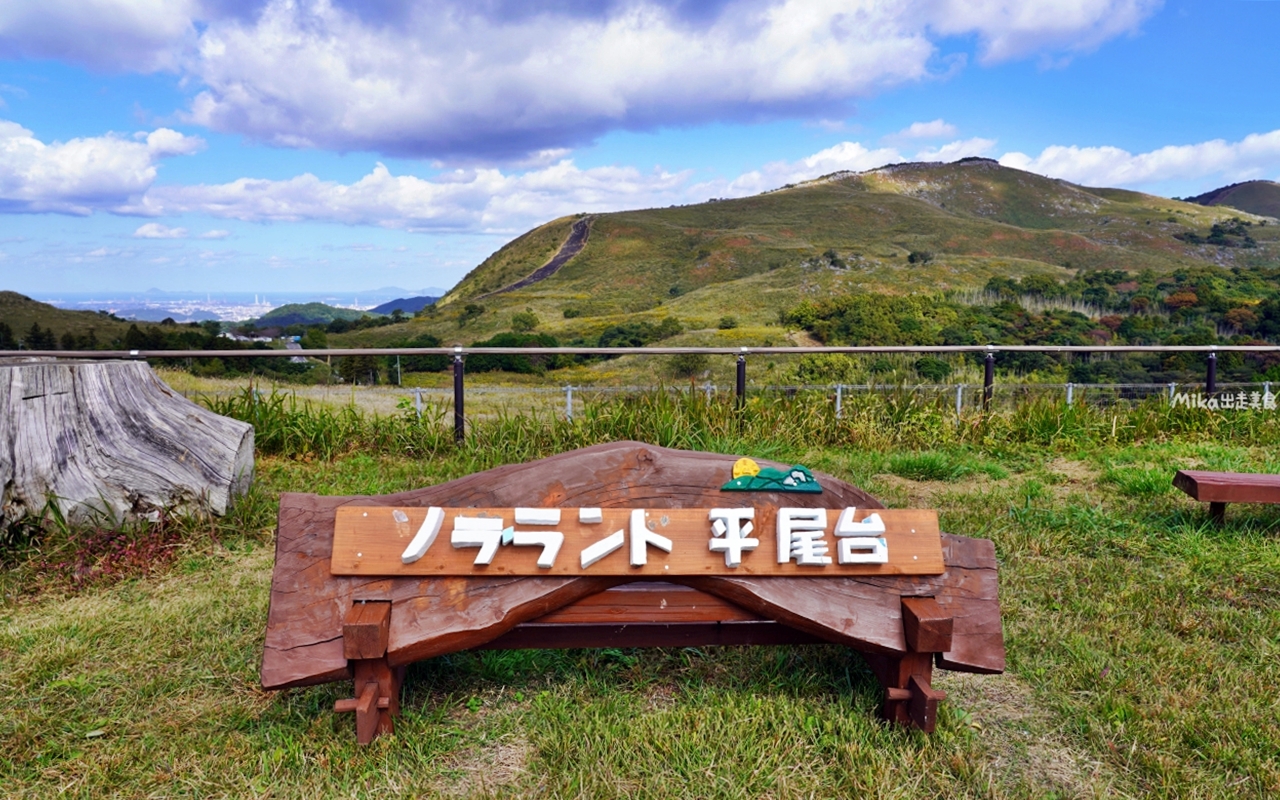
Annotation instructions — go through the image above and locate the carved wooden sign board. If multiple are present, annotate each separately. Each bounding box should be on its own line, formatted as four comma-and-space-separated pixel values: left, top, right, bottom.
261, 443, 1005, 746
331, 506, 945, 577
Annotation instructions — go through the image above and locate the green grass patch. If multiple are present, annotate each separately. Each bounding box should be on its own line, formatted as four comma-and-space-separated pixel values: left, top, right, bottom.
885, 450, 1008, 482
3, 393, 1280, 797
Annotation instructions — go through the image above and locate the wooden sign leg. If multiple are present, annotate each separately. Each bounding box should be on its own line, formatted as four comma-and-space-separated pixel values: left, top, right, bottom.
333, 601, 403, 744
863, 597, 952, 733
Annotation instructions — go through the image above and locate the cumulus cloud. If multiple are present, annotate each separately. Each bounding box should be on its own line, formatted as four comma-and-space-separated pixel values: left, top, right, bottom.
885, 119, 958, 142
198, 228, 231, 239
713, 137, 996, 197
0, 0, 197, 72
133, 222, 187, 238
0, 120, 204, 214
126, 159, 693, 233
999, 129, 1280, 187
926, 0, 1163, 63
2, 1, 1162, 160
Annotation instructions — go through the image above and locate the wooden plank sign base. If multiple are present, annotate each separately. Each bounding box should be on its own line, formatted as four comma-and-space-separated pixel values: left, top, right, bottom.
331, 507, 944, 577
261, 441, 1005, 746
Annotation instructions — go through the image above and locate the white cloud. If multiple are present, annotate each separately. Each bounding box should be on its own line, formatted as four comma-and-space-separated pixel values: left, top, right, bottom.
133, 222, 187, 238
927, 0, 1163, 63
198, 229, 231, 239
915, 137, 997, 162
713, 137, 996, 197
885, 119, 958, 142
999, 129, 1280, 187
0, 120, 204, 214
0, 0, 197, 72
127, 160, 693, 233
3, 1, 1159, 161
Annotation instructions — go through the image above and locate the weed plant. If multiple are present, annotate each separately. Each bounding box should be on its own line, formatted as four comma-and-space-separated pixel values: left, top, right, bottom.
206, 385, 1280, 465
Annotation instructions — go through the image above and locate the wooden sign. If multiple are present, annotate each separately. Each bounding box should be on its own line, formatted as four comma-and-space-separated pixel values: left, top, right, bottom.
330, 505, 944, 577
262, 442, 1005, 745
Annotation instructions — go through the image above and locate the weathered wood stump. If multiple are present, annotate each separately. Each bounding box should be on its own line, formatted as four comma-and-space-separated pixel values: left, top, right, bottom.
0, 358, 253, 525
262, 441, 1004, 743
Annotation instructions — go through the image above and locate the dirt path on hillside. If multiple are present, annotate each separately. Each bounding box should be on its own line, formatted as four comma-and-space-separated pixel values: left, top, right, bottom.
481, 216, 593, 298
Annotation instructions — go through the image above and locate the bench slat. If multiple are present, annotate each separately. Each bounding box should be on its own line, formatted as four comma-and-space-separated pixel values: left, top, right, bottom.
1173, 470, 1280, 504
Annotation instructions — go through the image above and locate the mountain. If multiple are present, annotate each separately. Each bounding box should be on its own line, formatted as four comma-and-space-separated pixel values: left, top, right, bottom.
369, 296, 438, 315
253, 303, 380, 327
1187, 181, 1280, 218
428, 160, 1276, 329
0, 291, 136, 346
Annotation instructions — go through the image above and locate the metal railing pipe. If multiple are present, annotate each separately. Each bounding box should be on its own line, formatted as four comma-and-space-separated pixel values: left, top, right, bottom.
7, 343, 1280, 360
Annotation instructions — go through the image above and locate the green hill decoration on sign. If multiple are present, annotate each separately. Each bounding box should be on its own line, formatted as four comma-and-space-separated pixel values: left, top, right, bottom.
722, 458, 821, 493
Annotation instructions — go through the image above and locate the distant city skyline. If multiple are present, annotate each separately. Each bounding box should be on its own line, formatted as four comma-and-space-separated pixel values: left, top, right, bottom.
1, 0, 1278, 294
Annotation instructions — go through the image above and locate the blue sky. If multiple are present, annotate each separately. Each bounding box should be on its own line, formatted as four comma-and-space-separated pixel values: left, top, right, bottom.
1, 0, 1278, 295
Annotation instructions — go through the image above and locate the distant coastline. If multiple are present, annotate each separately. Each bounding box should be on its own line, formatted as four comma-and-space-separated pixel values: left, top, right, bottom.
34, 287, 447, 323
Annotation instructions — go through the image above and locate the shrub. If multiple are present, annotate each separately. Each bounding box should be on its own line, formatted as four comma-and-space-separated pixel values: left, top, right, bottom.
717, 316, 738, 330
511, 310, 540, 333
795, 353, 857, 383
914, 357, 952, 382
670, 352, 709, 378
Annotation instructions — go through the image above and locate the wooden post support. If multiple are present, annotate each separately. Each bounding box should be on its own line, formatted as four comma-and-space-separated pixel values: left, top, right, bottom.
861, 596, 955, 732
901, 596, 953, 654
343, 601, 391, 659
1209, 501, 1226, 526
864, 652, 945, 732
334, 601, 403, 744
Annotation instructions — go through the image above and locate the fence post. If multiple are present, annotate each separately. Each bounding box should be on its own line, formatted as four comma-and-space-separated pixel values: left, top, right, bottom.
396, 355, 401, 386
736, 348, 747, 410
413, 388, 422, 418
1168, 382, 1176, 403
453, 347, 465, 445
565, 385, 573, 421
1066, 382, 1074, 405
1206, 350, 1217, 398
835, 384, 843, 419
983, 349, 995, 411
955, 384, 963, 423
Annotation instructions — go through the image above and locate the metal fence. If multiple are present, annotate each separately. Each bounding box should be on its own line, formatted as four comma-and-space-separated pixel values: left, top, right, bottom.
7, 344, 1280, 443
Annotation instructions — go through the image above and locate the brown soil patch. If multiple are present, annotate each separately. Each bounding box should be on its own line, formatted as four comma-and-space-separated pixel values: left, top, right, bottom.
937, 672, 1123, 797
441, 732, 531, 798
1045, 458, 1098, 485
871, 473, 1006, 507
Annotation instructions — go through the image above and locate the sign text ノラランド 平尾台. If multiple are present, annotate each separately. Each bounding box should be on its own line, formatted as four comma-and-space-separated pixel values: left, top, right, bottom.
330, 506, 943, 577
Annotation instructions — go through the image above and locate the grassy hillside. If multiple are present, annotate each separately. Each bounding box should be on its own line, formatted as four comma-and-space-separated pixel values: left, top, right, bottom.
1189, 180, 1280, 218
0, 291, 135, 347
337, 160, 1279, 361
254, 302, 378, 327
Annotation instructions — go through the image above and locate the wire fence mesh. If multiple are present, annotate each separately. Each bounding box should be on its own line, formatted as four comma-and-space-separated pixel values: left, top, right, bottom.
168, 375, 1280, 421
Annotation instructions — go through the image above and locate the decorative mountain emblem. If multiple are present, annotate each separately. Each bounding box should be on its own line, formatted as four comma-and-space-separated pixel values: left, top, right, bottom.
721, 459, 822, 493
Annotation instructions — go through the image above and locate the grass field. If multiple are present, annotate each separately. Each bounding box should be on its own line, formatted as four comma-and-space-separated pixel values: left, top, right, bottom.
2, 391, 1278, 798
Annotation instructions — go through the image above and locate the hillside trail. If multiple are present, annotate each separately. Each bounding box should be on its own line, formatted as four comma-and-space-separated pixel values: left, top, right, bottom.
480, 216, 593, 298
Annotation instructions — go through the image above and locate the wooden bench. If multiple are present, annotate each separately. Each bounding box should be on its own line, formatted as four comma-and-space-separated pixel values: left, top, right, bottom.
1172, 470, 1280, 524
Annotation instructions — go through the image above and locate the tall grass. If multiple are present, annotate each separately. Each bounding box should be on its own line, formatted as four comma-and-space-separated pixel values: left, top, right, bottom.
202, 386, 1280, 463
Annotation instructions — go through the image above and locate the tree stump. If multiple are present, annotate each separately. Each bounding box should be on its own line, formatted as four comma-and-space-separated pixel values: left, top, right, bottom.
0, 359, 253, 526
